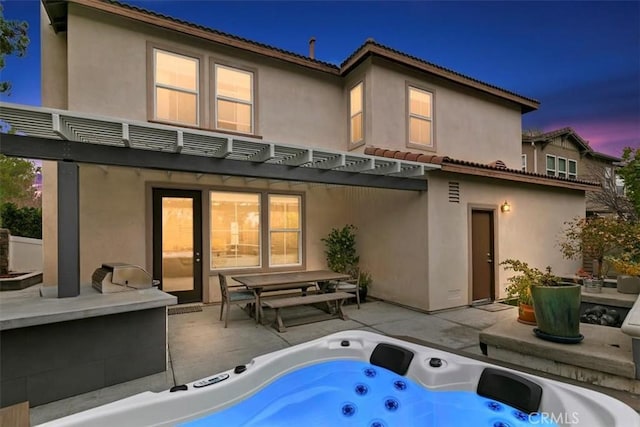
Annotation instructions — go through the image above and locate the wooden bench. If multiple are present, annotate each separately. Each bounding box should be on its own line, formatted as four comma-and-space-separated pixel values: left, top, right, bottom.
262, 291, 352, 332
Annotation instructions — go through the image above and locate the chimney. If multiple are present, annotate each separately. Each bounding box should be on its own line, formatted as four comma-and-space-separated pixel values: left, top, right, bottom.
309, 37, 316, 59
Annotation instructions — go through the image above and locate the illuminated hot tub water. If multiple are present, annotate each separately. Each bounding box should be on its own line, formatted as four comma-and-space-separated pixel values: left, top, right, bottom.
182, 360, 552, 427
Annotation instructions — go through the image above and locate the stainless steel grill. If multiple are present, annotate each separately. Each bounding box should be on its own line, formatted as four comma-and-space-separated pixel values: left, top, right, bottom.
92, 262, 155, 293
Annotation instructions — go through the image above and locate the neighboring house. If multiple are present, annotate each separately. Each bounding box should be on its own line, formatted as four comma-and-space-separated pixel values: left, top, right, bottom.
521, 127, 621, 215
1, 0, 599, 312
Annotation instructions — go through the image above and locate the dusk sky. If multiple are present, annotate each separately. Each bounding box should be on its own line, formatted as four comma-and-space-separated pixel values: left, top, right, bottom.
1, 0, 638, 157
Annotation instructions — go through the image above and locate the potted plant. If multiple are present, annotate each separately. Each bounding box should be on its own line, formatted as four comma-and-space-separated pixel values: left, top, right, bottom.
321, 224, 359, 276
606, 255, 640, 294
500, 259, 537, 325
529, 266, 582, 342
502, 260, 582, 341
322, 225, 370, 304
358, 270, 372, 303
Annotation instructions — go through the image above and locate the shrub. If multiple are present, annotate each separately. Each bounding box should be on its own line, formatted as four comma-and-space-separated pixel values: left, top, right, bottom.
321, 224, 359, 275
0, 202, 42, 239
501, 259, 559, 305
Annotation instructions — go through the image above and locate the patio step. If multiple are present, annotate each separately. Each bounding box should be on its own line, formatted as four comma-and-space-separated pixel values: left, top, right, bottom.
479, 320, 639, 393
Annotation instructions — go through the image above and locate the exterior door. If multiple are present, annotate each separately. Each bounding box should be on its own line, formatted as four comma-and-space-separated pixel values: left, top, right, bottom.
471, 210, 495, 303
153, 189, 203, 304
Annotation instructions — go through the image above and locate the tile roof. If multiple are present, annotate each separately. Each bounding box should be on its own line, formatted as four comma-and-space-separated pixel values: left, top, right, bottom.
364, 146, 600, 189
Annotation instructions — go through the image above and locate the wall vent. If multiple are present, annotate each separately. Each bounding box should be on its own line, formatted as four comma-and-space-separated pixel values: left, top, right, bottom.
448, 182, 460, 203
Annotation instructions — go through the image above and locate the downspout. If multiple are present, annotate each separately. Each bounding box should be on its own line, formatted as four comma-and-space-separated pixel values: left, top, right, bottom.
531, 141, 538, 173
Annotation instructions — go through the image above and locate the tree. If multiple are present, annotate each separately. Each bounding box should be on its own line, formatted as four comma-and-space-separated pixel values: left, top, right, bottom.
558, 216, 638, 278
618, 147, 640, 219
522, 128, 544, 137
0, 2, 29, 94
585, 159, 637, 222
0, 155, 40, 208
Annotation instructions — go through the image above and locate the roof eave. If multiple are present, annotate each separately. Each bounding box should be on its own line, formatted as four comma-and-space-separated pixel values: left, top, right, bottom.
42, 0, 69, 33
439, 163, 599, 191
340, 43, 539, 114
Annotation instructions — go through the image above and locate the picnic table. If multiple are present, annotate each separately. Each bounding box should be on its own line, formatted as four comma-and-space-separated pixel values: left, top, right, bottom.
232, 270, 351, 327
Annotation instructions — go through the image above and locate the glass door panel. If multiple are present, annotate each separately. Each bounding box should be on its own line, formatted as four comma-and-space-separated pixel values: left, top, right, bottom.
153, 189, 202, 303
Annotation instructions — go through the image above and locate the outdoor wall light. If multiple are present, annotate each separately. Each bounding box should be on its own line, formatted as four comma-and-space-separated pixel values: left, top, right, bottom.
501, 201, 511, 213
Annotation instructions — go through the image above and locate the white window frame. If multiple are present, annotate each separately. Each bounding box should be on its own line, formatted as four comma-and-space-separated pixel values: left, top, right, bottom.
349, 81, 364, 146
521, 154, 527, 171
557, 157, 568, 178
153, 48, 200, 126
546, 154, 557, 176
568, 159, 577, 179
268, 194, 302, 268
214, 64, 254, 134
407, 86, 434, 148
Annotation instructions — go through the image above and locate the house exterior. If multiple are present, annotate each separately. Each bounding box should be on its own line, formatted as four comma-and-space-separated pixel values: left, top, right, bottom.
29, 0, 599, 312
521, 127, 622, 215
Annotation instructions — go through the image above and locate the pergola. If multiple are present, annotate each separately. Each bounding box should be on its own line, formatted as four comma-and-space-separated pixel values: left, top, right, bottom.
0, 102, 439, 297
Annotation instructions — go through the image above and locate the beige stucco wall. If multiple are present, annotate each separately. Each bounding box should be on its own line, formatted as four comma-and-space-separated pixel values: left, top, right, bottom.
64, 165, 352, 302
367, 58, 523, 168
41, 161, 57, 286
39, 3, 580, 315
65, 4, 345, 150
66, 165, 431, 308
427, 172, 585, 311
347, 186, 430, 309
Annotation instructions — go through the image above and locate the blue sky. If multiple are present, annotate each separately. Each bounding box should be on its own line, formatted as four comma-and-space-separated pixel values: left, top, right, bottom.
1, 0, 639, 157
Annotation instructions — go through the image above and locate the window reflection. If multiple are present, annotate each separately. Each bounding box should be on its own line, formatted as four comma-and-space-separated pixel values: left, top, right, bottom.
408, 87, 433, 146
154, 49, 198, 125
269, 195, 301, 266
216, 65, 253, 133
350, 82, 363, 144
210, 192, 260, 269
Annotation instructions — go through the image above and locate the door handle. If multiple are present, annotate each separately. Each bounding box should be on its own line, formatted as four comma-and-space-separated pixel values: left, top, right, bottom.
487, 253, 493, 263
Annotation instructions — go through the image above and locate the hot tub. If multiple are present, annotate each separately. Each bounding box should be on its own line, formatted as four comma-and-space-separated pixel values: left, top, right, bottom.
39, 331, 638, 427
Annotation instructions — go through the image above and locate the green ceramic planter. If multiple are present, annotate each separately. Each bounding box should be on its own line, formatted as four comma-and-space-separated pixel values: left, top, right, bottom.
531, 283, 581, 338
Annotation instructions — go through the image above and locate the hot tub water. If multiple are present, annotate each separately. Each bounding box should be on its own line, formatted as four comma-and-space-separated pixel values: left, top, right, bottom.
181, 360, 555, 427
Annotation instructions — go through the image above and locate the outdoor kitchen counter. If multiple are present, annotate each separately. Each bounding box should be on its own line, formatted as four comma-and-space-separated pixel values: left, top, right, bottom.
0, 284, 176, 331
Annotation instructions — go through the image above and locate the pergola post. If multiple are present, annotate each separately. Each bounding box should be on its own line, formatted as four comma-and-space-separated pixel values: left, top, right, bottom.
57, 161, 80, 298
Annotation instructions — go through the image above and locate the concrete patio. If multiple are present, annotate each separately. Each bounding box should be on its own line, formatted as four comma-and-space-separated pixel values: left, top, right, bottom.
28, 299, 640, 424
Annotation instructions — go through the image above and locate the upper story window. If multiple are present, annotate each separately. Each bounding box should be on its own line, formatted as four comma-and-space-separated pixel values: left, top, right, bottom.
521, 154, 527, 171
408, 86, 433, 147
568, 160, 577, 179
349, 82, 363, 145
215, 65, 253, 134
546, 155, 556, 176
557, 157, 567, 178
154, 49, 199, 126
546, 155, 578, 179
